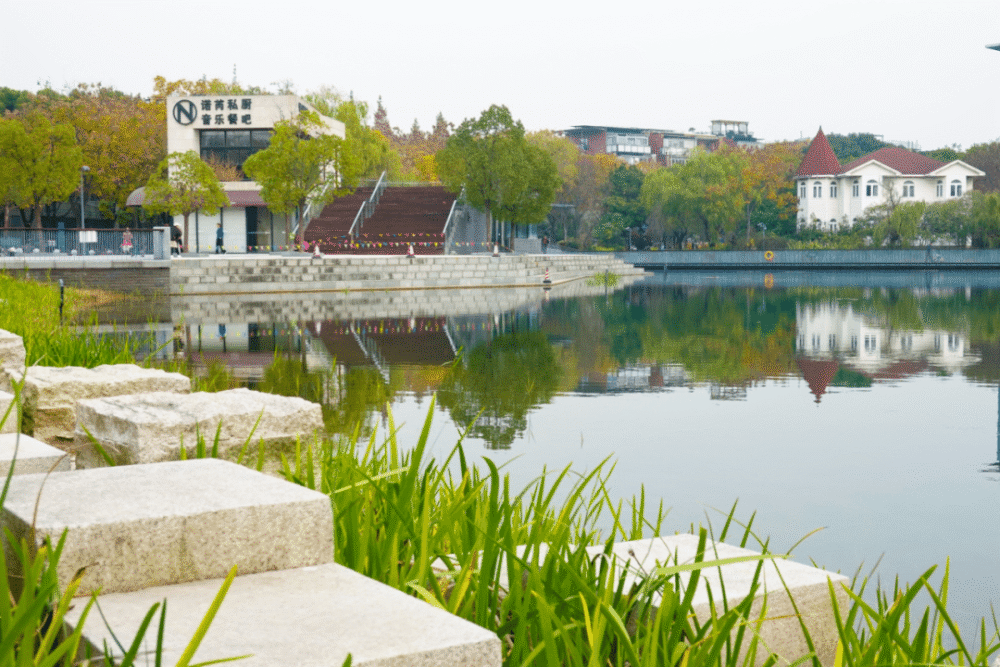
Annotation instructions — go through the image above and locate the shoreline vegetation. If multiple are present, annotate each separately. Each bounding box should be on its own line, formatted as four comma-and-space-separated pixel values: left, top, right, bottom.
1, 276, 999, 665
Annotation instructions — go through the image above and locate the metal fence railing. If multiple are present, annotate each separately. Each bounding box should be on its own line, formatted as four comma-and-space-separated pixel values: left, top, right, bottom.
0, 228, 155, 257
348, 171, 387, 239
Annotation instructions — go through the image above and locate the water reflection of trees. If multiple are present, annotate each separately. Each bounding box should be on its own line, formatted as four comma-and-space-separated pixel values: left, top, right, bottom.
438, 331, 561, 449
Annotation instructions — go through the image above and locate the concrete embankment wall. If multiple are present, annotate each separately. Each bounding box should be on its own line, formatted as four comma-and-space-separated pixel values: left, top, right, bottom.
618, 248, 1000, 269
0, 259, 169, 295
169, 253, 643, 297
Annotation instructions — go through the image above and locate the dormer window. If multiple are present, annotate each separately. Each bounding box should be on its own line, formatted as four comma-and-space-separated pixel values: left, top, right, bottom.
902, 181, 915, 197
950, 180, 962, 197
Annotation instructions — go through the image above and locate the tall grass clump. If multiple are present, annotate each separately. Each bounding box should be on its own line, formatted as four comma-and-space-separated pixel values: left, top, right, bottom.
275, 397, 787, 666
0, 274, 147, 368
270, 397, 1000, 667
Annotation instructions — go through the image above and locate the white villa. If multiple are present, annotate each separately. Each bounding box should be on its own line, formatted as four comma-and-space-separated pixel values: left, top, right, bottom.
795, 128, 984, 232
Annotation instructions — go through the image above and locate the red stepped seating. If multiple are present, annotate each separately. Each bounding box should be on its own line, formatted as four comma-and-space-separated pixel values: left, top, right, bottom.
304, 186, 455, 255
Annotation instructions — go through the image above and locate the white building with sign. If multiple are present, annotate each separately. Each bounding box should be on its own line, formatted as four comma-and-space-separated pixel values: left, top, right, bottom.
134, 95, 345, 253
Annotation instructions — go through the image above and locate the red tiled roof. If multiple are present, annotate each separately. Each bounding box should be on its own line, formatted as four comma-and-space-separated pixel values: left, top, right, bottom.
795, 357, 839, 403
841, 147, 945, 175
796, 128, 841, 177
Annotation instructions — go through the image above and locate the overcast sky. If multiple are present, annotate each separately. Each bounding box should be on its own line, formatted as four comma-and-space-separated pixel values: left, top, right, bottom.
2, 0, 998, 151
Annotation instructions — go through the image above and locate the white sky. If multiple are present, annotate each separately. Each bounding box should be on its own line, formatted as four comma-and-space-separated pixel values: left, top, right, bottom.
2, 0, 998, 151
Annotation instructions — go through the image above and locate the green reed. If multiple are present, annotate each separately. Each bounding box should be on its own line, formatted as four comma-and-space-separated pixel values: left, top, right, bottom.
268, 397, 1000, 667
0, 275, 148, 368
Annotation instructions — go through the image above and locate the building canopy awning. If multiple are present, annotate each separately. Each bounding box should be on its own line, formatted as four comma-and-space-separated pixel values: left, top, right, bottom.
125, 186, 266, 208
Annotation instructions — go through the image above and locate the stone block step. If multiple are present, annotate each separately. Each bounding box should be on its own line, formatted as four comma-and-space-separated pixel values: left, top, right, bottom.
1, 459, 332, 596
74, 388, 324, 467
596, 536, 848, 666
0, 363, 191, 442
0, 433, 70, 475
471, 535, 847, 667
0, 329, 25, 370
66, 563, 501, 667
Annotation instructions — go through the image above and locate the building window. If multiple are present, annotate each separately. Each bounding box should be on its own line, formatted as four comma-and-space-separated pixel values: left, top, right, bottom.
799, 182, 806, 198
830, 181, 838, 197
852, 181, 860, 197
902, 181, 915, 197
812, 334, 821, 351
864, 335, 877, 352
813, 181, 822, 198
200, 129, 273, 173
950, 180, 963, 197
828, 334, 837, 349
936, 180, 943, 197
866, 180, 879, 197
851, 335, 858, 351
948, 334, 959, 351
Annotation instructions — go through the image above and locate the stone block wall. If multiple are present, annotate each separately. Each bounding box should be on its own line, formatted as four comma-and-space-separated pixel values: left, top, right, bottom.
168, 254, 644, 297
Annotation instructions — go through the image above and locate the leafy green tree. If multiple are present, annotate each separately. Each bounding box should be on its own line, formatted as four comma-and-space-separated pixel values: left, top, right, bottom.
304, 88, 401, 180
826, 133, 895, 162
438, 330, 561, 449
437, 105, 559, 245
641, 149, 746, 247
965, 142, 1000, 193
596, 164, 646, 249
243, 109, 359, 247
20, 83, 166, 223
922, 197, 971, 243
968, 191, 1000, 248
143, 151, 228, 246
873, 201, 924, 247
0, 113, 83, 229
0, 87, 30, 113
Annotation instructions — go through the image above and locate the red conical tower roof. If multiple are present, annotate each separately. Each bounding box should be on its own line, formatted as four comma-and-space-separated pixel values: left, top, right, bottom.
796, 127, 842, 177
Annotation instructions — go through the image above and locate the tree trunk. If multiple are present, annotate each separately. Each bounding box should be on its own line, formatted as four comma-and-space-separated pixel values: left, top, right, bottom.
182, 213, 190, 252
32, 205, 42, 230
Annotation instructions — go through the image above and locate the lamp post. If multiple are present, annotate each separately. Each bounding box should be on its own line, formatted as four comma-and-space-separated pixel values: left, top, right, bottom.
79, 166, 90, 229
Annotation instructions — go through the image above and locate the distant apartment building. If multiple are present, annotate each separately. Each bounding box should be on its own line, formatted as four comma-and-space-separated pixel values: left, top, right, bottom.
562, 120, 762, 166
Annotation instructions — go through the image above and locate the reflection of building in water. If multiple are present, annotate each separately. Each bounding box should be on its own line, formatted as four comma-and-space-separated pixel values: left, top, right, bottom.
179, 322, 325, 381
709, 384, 748, 401
306, 318, 458, 380
794, 300, 982, 403
576, 364, 687, 393
795, 301, 977, 374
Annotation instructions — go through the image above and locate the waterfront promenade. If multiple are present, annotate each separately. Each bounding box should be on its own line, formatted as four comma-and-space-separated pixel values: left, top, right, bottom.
618, 247, 1000, 269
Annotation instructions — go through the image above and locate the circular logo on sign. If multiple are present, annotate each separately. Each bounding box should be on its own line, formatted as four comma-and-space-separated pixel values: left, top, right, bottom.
172, 99, 197, 125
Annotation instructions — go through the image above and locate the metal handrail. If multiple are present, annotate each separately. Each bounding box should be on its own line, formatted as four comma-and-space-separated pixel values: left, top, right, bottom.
441, 187, 464, 255
347, 171, 387, 240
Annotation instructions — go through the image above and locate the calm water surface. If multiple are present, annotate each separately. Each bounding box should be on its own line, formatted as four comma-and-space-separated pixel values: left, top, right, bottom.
136, 270, 1000, 633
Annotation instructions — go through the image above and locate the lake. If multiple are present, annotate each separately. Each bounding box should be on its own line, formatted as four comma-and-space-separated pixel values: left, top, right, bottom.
129, 269, 1000, 634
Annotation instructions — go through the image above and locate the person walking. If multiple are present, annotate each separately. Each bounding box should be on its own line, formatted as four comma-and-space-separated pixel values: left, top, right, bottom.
170, 223, 183, 257
215, 223, 225, 254
121, 228, 133, 255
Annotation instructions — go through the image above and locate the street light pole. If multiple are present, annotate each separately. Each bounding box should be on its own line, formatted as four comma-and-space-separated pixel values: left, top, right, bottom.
79, 166, 90, 229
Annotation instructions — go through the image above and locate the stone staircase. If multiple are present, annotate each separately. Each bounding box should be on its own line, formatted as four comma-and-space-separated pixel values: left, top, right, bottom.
305, 186, 455, 256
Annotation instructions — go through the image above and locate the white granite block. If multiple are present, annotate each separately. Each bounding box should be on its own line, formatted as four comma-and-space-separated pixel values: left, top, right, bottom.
1, 459, 333, 596
74, 388, 323, 466
66, 563, 500, 667
0, 433, 70, 475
